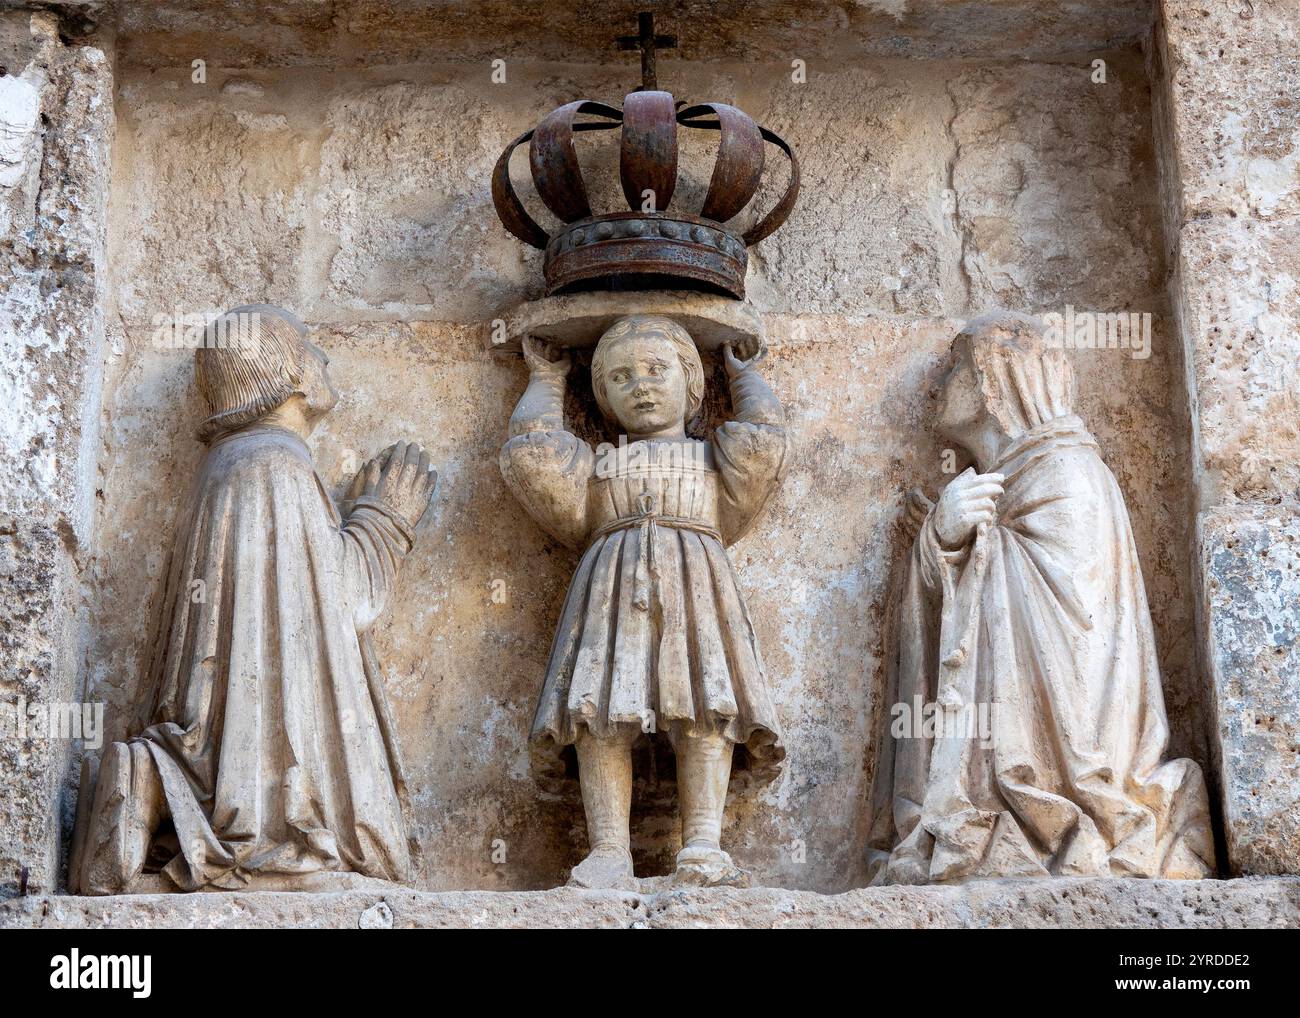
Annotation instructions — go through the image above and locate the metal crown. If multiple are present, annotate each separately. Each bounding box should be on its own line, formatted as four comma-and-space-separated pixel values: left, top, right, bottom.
491, 13, 800, 300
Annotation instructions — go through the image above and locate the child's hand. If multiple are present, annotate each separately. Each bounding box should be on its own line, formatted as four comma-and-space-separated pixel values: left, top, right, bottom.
723, 337, 765, 379
522, 336, 571, 379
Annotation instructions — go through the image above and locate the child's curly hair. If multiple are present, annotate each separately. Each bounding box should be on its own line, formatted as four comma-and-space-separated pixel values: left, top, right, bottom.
590, 315, 705, 427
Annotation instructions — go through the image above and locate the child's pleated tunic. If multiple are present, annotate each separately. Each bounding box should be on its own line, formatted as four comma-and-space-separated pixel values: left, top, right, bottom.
500, 390, 788, 789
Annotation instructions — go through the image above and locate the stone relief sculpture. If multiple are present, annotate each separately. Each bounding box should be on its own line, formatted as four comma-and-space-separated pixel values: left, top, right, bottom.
500, 314, 787, 888
69, 305, 437, 894
868, 311, 1216, 883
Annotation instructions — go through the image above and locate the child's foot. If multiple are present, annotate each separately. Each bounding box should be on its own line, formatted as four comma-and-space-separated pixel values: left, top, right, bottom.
672, 841, 751, 888
567, 844, 636, 890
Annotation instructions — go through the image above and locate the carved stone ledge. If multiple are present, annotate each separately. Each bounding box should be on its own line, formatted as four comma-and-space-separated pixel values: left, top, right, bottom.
5, 879, 1299, 930
483, 291, 764, 354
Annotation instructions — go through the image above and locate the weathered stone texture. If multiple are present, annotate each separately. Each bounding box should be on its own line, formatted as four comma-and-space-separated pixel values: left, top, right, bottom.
1155, 0, 1300, 873
1, 14, 113, 539
1157, 0, 1300, 503
1174, 217, 1300, 506
0, 12, 113, 897
0, 514, 74, 897
4, 878, 1298, 930
317, 81, 519, 319
1159, 0, 1300, 225
747, 65, 958, 316
110, 51, 1169, 324
112, 90, 316, 318
105, 1, 1155, 68
1201, 506, 1300, 875
738, 52, 1165, 319
946, 55, 1165, 315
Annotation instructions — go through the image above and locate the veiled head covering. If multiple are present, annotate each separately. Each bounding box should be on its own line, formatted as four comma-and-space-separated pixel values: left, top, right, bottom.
958, 310, 1075, 436
590, 314, 705, 425
195, 305, 308, 443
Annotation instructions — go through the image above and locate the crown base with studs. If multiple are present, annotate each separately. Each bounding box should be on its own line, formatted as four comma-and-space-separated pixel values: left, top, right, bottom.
543, 212, 749, 299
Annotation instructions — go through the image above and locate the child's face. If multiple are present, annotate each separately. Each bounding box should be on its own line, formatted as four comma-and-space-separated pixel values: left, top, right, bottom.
601, 330, 688, 436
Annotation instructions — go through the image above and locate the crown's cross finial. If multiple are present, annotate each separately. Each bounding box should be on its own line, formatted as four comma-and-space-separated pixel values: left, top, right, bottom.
617, 12, 677, 91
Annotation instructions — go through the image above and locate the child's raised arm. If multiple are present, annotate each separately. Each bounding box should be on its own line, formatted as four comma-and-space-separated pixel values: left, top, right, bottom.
713, 340, 788, 544
510, 336, 572, 436
500, 337, 595, 548
723, 339, 784, 427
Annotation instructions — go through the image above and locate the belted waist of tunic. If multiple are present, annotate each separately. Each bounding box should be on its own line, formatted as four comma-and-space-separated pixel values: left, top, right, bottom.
586, 492, 722, 611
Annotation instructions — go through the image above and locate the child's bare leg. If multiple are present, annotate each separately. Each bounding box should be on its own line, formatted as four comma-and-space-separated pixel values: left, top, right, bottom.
569, 726, 637, 889
673, 730, 747, 885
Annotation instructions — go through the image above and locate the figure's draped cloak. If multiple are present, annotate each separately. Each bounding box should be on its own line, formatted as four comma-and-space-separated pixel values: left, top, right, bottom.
869, 416, 1214, 882
500, 397, 788, 790
134, 427, 413, 891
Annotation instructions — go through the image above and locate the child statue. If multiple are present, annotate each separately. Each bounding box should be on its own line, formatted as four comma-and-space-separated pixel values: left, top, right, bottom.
500, 314, 787, 888
70, 305, 437, 894
868, 311, 1215, 883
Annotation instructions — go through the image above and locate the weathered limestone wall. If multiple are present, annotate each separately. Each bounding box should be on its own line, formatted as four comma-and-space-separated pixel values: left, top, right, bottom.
0, 11, 113, 895
82, 28, 1198, 892
1152, 0, 1300, 874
